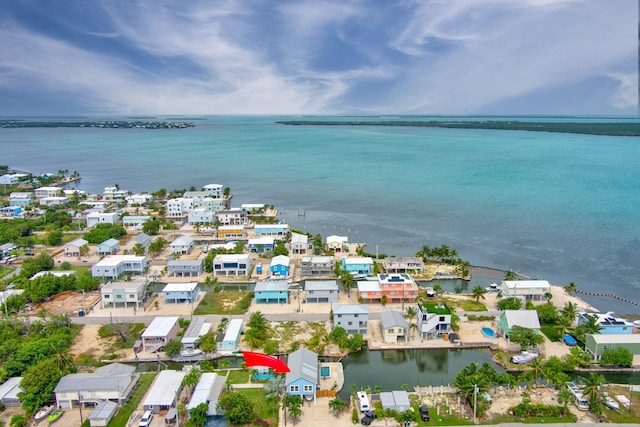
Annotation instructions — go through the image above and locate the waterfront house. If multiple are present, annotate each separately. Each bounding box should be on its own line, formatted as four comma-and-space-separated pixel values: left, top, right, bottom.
326, 235, 348, 252
300, 256, 333, 277
97, 238, 120, 255
103, 186, 128, 201
254, 223, 289, 238
170, 235, 195, 254
217, 319, 243, 351
100, 279, 148, 309
126, 233, 151, 254
34, 186, 62, 199
188, 208, 214, 225
0, 173, 26, 185
9, 192, 34, 207
141, 316, 180, 352
54, 363, 139, 408
285, 348, 318, 402
142, 370, 186, 414
167, 259, 204, 277
254, 280, 289, 304
187, 373, 226, 418
290, 233, 310, 254
333, 304, 369, 336
193, 197, 226, 213
382, 257, 424, 274
40, 196, 69, 206
305, 280, 339, 303
216, 208, 248, 226
86, 212, 119, 228
341, 256, 373, 275
498, 310, 541, 340
122, 215, 151, 229
202, 183, 224, 198
417, 303, 452, 340
213, 254, 250, 276
578, 311, 634, 335
91, 255, 148, 279
500, 280, 551, 301
0, 377, 22, 407
248, 236, 275, 253
125, 193, 152, 205
357, 274, 418, 304
65, 238, 89, 257
167, 197, 193, 217
0, 206, 21, 217
380, 391, 411, 412
217, 225, 246, 239
380, 310, 409, 343
181, 316, 212, 351
162, 282, 199, 304
270, 255, 290, 277
585, 334, 640, 363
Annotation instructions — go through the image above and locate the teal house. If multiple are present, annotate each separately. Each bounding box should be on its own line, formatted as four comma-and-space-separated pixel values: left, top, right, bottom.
254, 280, 289, 304
341, 256, 374, 275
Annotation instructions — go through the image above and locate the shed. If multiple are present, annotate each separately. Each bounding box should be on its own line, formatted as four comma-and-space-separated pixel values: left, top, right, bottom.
88, 400, 118, 427
380, 390, 411, 412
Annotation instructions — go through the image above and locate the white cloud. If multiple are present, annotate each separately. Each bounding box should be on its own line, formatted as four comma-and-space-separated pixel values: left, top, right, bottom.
606, 73, 638, 109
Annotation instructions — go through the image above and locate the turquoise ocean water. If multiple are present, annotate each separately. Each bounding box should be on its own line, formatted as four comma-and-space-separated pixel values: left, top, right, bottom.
2, 116, 639, 314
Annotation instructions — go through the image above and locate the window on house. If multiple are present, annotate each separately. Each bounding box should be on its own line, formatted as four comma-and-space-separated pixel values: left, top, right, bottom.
348, 321, 353, 326
290, 385, 299, 392
303, 385, 313, 392
439, 316, 445, 321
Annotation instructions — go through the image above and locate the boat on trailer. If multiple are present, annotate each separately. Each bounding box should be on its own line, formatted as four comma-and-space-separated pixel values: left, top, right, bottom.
34, 405, 54, 422
603, 395, 620, 411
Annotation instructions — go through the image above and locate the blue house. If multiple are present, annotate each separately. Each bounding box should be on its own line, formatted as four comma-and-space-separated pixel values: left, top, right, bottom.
270, 255, 290, 277
162, 282, 199, 304
578, 311, 633, 335
248, 237, 275, 253
285, 348, 318, 402
254, 281, 289, 304
254, 223, 289, 238
97, 238, 120, 255
217, 319, 243, 351
0, 206, 22, 217
341, 256, 373, 275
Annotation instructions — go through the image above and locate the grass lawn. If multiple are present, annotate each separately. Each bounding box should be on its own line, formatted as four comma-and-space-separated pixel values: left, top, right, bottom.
442, 297, 487, 312
601, 386, 640, 423
0, 267, 13, 278
238, 388, 279, 425
486, 414, 571, 424
419, 413, 474, 425
107, 372, 155, 427
193, 290, 252, 315
227, 369, 251, 384
540, 325, 562, 342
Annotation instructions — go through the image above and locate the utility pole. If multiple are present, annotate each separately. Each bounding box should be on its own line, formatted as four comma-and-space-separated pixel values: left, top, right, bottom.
473, 384, 478, 424
78, 391, 84, 425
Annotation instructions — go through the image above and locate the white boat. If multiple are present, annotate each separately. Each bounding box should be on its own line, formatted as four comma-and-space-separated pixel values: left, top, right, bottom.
603, 396, 620, 411
34, 405, 54, 421
179, 348, 203, 357
510, 351, 538, 364
633, 320, 640, 328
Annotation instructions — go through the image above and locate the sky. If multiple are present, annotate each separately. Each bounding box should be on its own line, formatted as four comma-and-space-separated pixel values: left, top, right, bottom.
0, 0, 637, 116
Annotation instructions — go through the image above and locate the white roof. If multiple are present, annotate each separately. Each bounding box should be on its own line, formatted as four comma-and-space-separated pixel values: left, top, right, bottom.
218, 225, 245, 230
101, 280, 147, 291
357, 281, 381, 292
301, 256, 333, 264
588, 334, 640, 344
36, 186, 61, 191
503, 310, 541, 329
241, 203, 264, 209
222, 319, 243, 342
344, 257, 373, 265
162, 282, 199, 293
327, 235, 348, 244
248, 236, 274, 245
502, 280, 551, 290
214, 253, 249, 262
142, 316, 179, 338
143, 370, 186, 407
67, 238, 88, 247
0, 377, 22, 401
94, 255, 146, 267
305, 280, 339, 291
290, 233, 308, 244
255, 223, 288, 229
171, 235, 194, 246
270, 255, 289, 266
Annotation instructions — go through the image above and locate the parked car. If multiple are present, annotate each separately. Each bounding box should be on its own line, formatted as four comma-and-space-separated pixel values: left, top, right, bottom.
419, 405, 430, 421
139, 411, 153, 427
361, 411, 375, 425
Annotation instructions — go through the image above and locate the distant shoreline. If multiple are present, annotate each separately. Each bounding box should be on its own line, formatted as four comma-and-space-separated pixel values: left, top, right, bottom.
277, 120, 640, 136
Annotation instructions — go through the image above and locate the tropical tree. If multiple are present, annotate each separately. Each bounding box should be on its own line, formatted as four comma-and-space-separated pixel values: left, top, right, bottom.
557, 387, 573, 415
544, 292, 553, 303
328, 397, 346, 416
508, 326, 544, 350
582, 372, 605, 417
163, 339, 182, 357
217, 392, 255, 425
564, 282, 577, 294
574, 315, 602, 342
471, 285, 486, 302
188, 402, 209, 427
284, 395, 303, 422
528, 357, 546, 388
560, 302, 578, 322
556, 315, 573, 337
504, 270, 517, 280
184, 369, 202, 399
405, 306, 418, 322
339, 271, 356, 294
132, 242, 145, 256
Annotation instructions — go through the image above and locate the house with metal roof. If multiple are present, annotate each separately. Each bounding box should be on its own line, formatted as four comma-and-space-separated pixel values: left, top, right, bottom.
585, 334, 640, 363
143, 370, 186, 414
100, 279, 148, 309
86, 212, 119, 228
0, 377, 22, 407
380, 311, 409, 343
382, 257, 424, 274
162, 282, 199, 304
498, 310, 541, 340
254, 281, 289, 304
285, 348, 318, 402
167, 259, 204, 277
341, 257, 373, 275
187, 373, 226, 417
91, 255, 148, 280
170, 235, 195, 255
97, 238, 120, 256
248, 236, 275, 253
290, 233, 309, 254
500, 280, 551, 301
578, 311, 633, 335
270, 255, 290, 277
305, 280, 339, 303
54, 363, 139, 408
333, 304, 369, 336
65, 238, 89, 257
300, 256, 333, 277
141, 316, 180, 352
217, 319, 244, 351
126, 233, 152, 254
326, 235, 348, 252
380, 391, 411, 412
181, 316, 212, 351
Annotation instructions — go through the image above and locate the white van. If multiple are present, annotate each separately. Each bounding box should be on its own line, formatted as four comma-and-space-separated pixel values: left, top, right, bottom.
356, 391, 371, 412
139, 411, 153, 427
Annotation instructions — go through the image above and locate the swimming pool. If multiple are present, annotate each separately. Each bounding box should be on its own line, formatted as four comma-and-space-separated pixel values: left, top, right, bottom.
320, 365, 331, 378
481, 327, 495, 338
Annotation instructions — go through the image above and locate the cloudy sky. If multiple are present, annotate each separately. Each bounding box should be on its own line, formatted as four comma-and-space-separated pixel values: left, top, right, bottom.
0, 0, 637, 116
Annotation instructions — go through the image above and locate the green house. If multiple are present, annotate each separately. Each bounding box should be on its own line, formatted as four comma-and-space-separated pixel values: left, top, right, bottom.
498, 310, 541, 339
585, 334, 640, 362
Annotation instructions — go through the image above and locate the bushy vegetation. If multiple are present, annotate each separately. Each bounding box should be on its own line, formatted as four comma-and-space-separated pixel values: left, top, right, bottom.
83, 223, 125, 244
599, 347, 633, 368
497, 297, 522, 310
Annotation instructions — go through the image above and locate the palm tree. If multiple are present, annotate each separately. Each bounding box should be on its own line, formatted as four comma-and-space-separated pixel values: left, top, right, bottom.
544, 292, 553, 303
340, 271, 356, 294
184, 369, 202, 399
557, 387, 573, 415
471, 285, 487, 303
328, 398, 345, 416
528, 357, 545, 388
575, 315, 602, 342
564, 282, 577, 294
582, 372, 605, 416
560, 302, 578, 322
404, 306, 418, 323
557, 315, 573, 338
132, 243, 145, 256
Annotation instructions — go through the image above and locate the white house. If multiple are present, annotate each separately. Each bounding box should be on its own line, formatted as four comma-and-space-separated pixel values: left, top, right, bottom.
142, 370, 186, 413
40, 196, 69, 206
122, 215, 151, 229
290, 233, 309, 254
91, 255, 148, 279
126, 193, 152, 205
170, 235, 195, 254
216, 208, 248, 226
103, 186, 128, 201
65, 238, 89, 257
86, 212, 119, 228
326, 235, 348, 252
213, 254, 250, 276
100, 279, 148, 309
501, 280, 551, 301
188, 208, 214, 225
162, 282, 199, 304
141, 316, 180, 352
9, 192, 34, 207
202, 183, 224, 198
380, 310, 409, 343
34, 186, 62, 199
167, 197, 194, 217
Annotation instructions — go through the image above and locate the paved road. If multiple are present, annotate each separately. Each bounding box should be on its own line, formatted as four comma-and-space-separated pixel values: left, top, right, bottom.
70, 312, 331, 325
